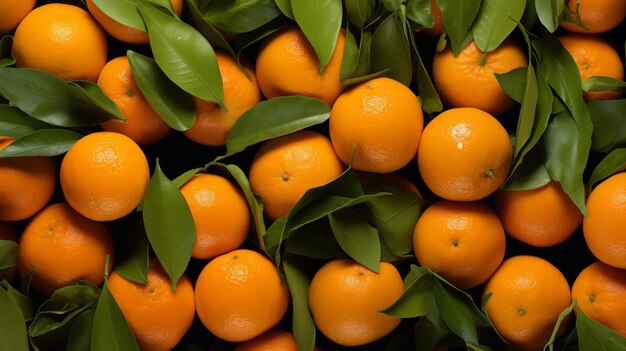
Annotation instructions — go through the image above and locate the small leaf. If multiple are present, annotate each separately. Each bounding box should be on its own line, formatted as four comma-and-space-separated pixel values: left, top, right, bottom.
576, 307, 626, 351
339, 26, 360, 83
586, 148, 626, 194
172, 168, 203, 188
408, 27, 443, 113
437, 0, 481, 56
0, 35, 15, 68
0, 240, 18, 275
234, 17, 290, 65
371, 13, 412, 86
543, 300, 575, 351
66, 308, 95, 351
582, 76, 626, 93
588, 99, 626, 152
495, 67, 527, 103
472, 0, 526, 52
432, 278, 479, 345
91, 281, 139, 351
513, 63, 539, 157
114, 216, 149, 284
69, 81, 125, 121
142, 160, 195, 291
345, 0, 374, 29
0, 129, 83, 158
0, 287, 29, 351
0, 281, 33, 321
91, 0, 175, 31
202, 0, 282, 34
535, 0, 565, 33
283, 253, 316, 351
329, 208, 381, 273
406, 0, 436, 31
0, 105, 53, 138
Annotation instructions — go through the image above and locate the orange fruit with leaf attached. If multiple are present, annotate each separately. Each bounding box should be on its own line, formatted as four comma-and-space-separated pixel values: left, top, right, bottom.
256, 26, 346, 106
559, 34, 624, 101
0, 221, 18, 282
108, 257, 195, 351
18, 203, 114, 296
432, 39, 528, 115
413, 200, 506, 290
180, 173, 250, 259
422, 0, 444, 37
234, 329, 322, 351
13, 3, 107, 82
329, 77, 424, 173
483, 256, 571, 351
195, 249, 290, 342
60, 132, 150, 222
0, 137, 56, 222
86, 0, 183, 45
308, 259, 404, 346
572, 261, 626, 337
98, 56, 171, 145
560, 0, 626, 33
249, 130, 345, 220
0, 0, 35, 34
417, 107, 512, 201
583, 172, 626, 269
184, 51, 261, 146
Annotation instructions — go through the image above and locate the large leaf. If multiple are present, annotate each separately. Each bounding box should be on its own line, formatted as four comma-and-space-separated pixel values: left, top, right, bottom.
274, 0, 294, 19
138, 2, 225, 106
91, 281, 139, 351
588, 99, 626, 152
345, 0, 375, 29
284, 220, 344, 259
371, 13, 412, 86
0, 105, 50, 138
91, 0, 175, 31
0, 287, 29, 351
329, 208, 381, 272
576, 308, 626, 351
291, 0, 343, 73
406, 0, 436, 31
472, 0, 526, 52
381, 265, 432, 318
437, 0, 481, 56
0, 35, 15, 68
70, 81, 125, 120
186, 0, 238, 56
142, 160, 195, 291
341, 29, 376, 88
66, 308, 95, 351
0, 281, 33, 321
535, 0, 565, 33
202, 0, 281, 34
586, 148, 626, 194
433, 278, 479, 345
582, 76, 626, 93
0, 240, 18, 279
283, 254, 316, 351
114, 216, 150, 284
0, 129, 83, 158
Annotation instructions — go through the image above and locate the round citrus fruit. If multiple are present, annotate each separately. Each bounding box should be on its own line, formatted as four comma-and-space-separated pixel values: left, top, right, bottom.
234, 329, 321, 351
0, 221, 18, 282
560, 0, 626, 33
422, 0, 444, 37
417, 107, 512, 201
329, 77, 424, 173
0, 0, 35, 34
60, 132, 150, 222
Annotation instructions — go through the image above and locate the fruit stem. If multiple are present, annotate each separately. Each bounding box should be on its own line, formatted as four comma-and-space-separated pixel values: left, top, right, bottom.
478, 52, 488, 67
485, 169, 495, 179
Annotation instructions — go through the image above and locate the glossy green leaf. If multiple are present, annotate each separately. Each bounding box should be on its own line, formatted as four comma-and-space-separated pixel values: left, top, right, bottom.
437, 0, 481, 56
284, 220, 344, 259
496, 67, 527, 103
172, 168, 203, 188
91, 281, 139, 351
341, 30, 376, 88
543, 300, 575, 351
345, 0, 374, 29
381, 265, 432, 318
114, 217, 149, 284
588, 99, 626, 152
92, 0, 175, 31
283, 253, 316, 351
0, 35, 15, 68
472, 0, 526, 52
0, 281, 33, 321
521, 0, 537, 29
217, 96, 331, 160
186, 0, 238, 56
66, 308, 95, 351
535, 0, 565, 33
0, 105, 51, 138
0, 240, 18, 277
582, 76, 626, 93
0, 68, 124, 126
69, 81, 125, 121
202, 0, 281, 34
234, 17, 290, 65
407, 0, 435, 31
0, 129, 83, 158
371, 13, 412, 86
433, 278, 479, 345
138, 2, 225, 106
513, 65, 538, 157
142, 160, 195, 291
329, 208, 381, 273
502, 143, 552, 190
274, 0, 294, 19
291, 0, 343, 73
576, 307, 626, 351
586, 148, 626, 194
408, 27, 443, 113
0, 287, 29, 351
340, 26, 359, 82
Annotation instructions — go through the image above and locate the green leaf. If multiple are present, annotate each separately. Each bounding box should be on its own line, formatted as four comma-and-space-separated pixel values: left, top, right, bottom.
588, 99, 626, 152
91, 281, 139, 351
408, 27, 443, 113
186, 0, 238, 56
274, 0, 294, 19
502, 143, 551, 190
0, 35, 15, 68
91, 0, 176, 31
472, 0, 526, 52
0, 129, 83, 158
414, 317, 461, 351
0, 287, 29, 351
0, 240, 18, 278
284, 220, 344, 259
217, 96, 331, 160
114, 217, 149, 284
341, 30, 376, 88
329, 208, 381, 273
437, 0, 481, 56
69, 81, 124, 122
535, 0, 565, 33
66, 308, 95, 351
142, 160, 195, 291
138, 2, 225, 107
432, 278, 479, 345
0, 68, 124, 126
496, 67, 527, 103
520, 0, 537, 29
512, 64, 539, 158
406, 0, 436, 31
340, 26, 359, 83
127, 51, 196, 132
234, 17, 290, 65
582, 76, 626, 93
385, 325, 417, 351
371, 13, 412, 86
202, 0, 282, 34
0, 281, 33, 321
576, 307, 626, 351
381, 265, 432, 318
345, 0, 374, 29
543, 300, 575, 351
172, 168, 203, 189
283, 253, 316, 351
0, 105, 50, 138
291, 0, 343, 73
586, 148, 626, 194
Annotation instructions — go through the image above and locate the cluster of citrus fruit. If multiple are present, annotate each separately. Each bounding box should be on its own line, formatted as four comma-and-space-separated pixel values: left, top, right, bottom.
0, 0, 625, 350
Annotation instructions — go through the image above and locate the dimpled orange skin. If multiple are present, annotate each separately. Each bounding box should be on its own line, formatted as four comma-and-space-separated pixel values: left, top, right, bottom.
572, 261, 626, 337
417, 107, 513, 201
13, 3, 107, 82
255, 26, 345, 106
195, 249, 290, 343
0, 0, 35, 34
179, 174, 250, 259
0, 137, 56, 222
249, 130, 345, 221
483, 256, 571, 351
234, 329, 322, 351
560, 0, 626, 33
98, 56, 171, 145
86, 0, 183, 45
18, 203, 114, 296
413, 200, 506, 290
308, 259, 404, 347
583, 172, 626, 269
0, 221, 18, 281
108, 257, 195, 351
559, 34, 624, 101
60, 132, 150, 222
495, 182, 583, 247
184, 52, 262, 146
432, 40, 528, 115
329, 77, 424, 173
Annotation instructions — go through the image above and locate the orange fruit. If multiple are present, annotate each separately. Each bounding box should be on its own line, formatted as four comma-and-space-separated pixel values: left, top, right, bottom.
195, 249, 290, 342
255, 26, 346, 106
0, 137, 56, 222
249, 130, 344, 220
184, 52, 262, 146
0, 221, 18, 282
432, 39, 528, 115
559, 34, 624, 101
179, 174, 250, 259
583, 172, 626, 269
60, 132, 150, 222
422, 0, 444, 37
86, 0, 183, 45
108, 257, 195, 351
571, 261, 626, 337
329, 77, 424, 173
495, 181, 583, 247
560, 0, 626, 33
308, 259, 404, 346
18, 203, 114, 296
417, 107, 512, 201
413, 200, 506, 290
0, 0, 35, 34
483, 256, 571, 351
13, 3, 108, 82
234, 329, 321, 351
98, 56, 171, 145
